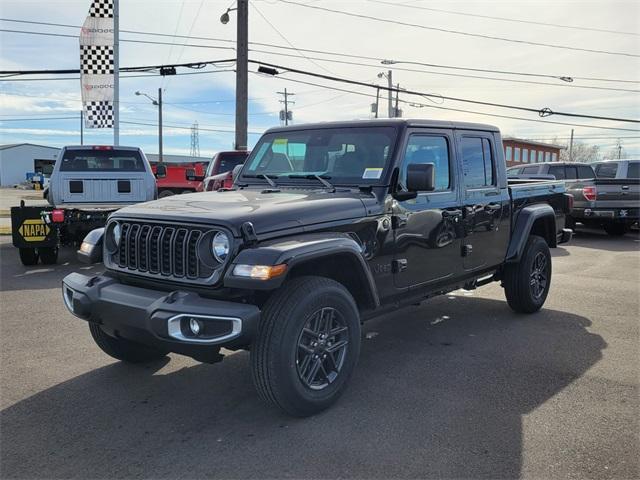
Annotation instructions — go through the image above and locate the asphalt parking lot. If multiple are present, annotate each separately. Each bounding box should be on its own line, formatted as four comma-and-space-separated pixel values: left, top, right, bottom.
1, 229, 638, 479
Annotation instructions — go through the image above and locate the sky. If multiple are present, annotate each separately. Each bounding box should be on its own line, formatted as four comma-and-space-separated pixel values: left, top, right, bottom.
1, 0, 639, 160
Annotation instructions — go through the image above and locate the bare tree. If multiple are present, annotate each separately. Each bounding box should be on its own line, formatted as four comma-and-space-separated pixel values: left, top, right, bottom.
603, 139, 627, 160
545, 137, 601, 163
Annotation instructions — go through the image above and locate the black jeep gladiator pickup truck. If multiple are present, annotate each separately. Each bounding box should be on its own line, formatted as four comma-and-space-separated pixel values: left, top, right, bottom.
62, 119, 572, 416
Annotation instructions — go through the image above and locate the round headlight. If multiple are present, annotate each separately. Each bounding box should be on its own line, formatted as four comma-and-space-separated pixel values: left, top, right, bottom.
112, 223, 122, 246
212, 232, 230, 262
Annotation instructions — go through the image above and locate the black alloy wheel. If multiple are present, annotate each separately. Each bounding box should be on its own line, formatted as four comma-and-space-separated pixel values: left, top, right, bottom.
296, 307, 349, 390
529, 252, 548, 300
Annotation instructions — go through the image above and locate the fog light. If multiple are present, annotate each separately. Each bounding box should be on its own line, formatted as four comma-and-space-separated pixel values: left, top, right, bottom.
189, 318, 202, 336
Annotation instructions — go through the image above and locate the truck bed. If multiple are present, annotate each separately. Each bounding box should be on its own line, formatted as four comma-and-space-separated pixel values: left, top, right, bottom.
508, 178, 566, 201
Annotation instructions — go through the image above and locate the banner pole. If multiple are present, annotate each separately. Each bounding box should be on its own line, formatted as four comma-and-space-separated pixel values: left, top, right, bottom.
113, 0, 119, 146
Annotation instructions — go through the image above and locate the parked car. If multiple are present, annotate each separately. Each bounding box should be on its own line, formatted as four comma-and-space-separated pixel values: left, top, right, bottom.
11, 145, 157, 265
197, 150, 250, 191
570, 160, 640, 235
151, 162, 209, 197
63, 120, 572, 416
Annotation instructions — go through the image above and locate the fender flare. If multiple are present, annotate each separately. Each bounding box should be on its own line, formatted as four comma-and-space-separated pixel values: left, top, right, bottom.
506, 204, 556, 263
223, 232, 380, 308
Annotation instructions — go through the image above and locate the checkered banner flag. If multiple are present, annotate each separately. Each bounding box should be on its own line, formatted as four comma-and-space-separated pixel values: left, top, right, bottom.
80, 0, 115, 128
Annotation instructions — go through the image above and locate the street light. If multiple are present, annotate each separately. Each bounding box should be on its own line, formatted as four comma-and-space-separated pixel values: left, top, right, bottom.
135, 88, 163, 163
220, 1, 248, 151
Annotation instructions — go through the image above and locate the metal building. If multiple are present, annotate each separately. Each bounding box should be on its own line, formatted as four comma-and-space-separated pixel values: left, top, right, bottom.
0, 144, 61, 187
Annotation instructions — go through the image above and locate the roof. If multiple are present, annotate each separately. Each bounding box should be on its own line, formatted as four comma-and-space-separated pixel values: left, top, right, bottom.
510, 161, 592, 167
0, 143, 61, 151
265, 118, 500, 134
503, 137, 566, 150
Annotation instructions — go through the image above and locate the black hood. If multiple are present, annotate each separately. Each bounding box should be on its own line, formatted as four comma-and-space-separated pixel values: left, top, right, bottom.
112, 188, 370, 236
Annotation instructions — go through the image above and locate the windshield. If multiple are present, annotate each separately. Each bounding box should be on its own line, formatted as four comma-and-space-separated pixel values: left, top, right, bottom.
60, 149, 146, 172
240, 127, 397, 185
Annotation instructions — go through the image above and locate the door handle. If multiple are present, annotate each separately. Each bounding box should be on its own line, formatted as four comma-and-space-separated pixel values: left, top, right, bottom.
621, 185, 629, 190
442, 209, 462, 218
485, 203, 501, 212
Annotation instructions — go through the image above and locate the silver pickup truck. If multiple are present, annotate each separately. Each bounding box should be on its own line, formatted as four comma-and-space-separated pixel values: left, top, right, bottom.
569, 160, 639, 236
11, 145, 157, 265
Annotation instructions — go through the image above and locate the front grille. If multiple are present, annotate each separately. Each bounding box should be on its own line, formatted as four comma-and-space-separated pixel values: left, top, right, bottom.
109, 221, 224, 283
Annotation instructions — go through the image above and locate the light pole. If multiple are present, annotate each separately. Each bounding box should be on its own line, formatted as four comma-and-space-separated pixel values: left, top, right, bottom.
221, 0, 248, 151
377, 71, 393, 118
136, 88, 163, 163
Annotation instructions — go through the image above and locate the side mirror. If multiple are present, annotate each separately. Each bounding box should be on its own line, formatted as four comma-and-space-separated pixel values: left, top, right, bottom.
232, 163, 244, 182
78, 227, 104, 264
407, 163, 435, 192
155, 164, 167, 178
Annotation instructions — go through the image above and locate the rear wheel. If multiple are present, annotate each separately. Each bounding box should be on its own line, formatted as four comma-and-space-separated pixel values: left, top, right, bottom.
18, 248, 38, 266
251, 276, 361, 417
503, 235, 551, 314
158, 189, 175, 198
38, 247, 58, 265
603, 223, 627, 236
88, 323, 168, 363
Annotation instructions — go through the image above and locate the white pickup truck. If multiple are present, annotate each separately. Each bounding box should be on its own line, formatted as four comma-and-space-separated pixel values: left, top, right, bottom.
11, 145, 157, 265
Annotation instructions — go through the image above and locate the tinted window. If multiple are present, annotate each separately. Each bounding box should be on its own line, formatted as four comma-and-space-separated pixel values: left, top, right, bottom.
218, 153, 248, 173
461, 137, 494, 188
522, 166, 539, 174
595, 162, 618, 178
626, 162, 639, 178
548, 166, 565, 179
242, 127, 396, 185
402, 135, 450, 191
565, 166, 577, 179
60, 149, 145, 172
577, 165, 595, 179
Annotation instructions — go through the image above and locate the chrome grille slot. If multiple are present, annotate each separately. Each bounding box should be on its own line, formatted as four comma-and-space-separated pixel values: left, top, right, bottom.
108, 221, 225, 285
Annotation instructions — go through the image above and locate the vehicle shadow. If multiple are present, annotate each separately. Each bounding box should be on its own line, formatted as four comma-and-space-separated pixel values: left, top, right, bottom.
1, 297, 605, 479
570, 226, 640, 253
0, 241, 101, 292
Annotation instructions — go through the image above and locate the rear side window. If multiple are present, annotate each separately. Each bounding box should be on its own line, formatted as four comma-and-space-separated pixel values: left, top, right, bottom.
461, 137, 494, 188
626, 162, 639, 178
60, 150, 145, 172
595, 162, 618, 178
522, 166, 539, 174
548, 166, 565, 179
218, 153, 248, 173
578, 165, 595, 179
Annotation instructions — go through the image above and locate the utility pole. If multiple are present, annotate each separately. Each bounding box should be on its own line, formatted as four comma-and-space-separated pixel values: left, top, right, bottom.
277, 88, 295, 125
80, 110, 83, 145
618, 142, 622, 159
158, 87, 163, 163
235, 0, 248, 150
113, 0, 119, 146
387, 70, 393, 118
568, 129, 574, 162
374, 87, 380, 118
394, 83, 400, 118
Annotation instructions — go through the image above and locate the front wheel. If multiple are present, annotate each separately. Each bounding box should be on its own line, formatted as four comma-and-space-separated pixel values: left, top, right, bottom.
503, 235, 552, 314
251, 276, 361, 417
89, 323, 168, 363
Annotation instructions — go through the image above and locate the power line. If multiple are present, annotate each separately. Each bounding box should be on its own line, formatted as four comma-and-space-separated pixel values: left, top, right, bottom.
0, 116, 78, 121
251, 60, 640, 123
249, 71, 640, 133
2, 18, 638, 84
367, 0, 640, 36
278, 0, 640, 58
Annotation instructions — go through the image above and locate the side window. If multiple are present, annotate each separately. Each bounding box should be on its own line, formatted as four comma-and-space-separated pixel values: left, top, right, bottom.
578, 166, 595, 179
595, 162, 618, 178
627, 162, 639, 178
401, 135, 450, 191
565, 166, 577, 179
461, 137, 495, 188
522, 166, 539, 174
548, 165, 565, 179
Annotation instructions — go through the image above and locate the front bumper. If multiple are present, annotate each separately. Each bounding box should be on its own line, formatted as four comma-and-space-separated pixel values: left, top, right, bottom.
62, 273, 260, 360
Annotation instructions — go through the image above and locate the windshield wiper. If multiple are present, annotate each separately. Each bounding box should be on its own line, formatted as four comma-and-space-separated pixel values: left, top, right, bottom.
243, 173, 278, 188
288, 174, 336, 192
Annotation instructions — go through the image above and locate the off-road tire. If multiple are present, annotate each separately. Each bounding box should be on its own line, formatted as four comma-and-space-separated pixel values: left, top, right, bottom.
18, 248, 38, 266
251, 276, 361, 417
604, 223, 627, 236
89, 323, 168, 363
38, 247, 58, 265
503, 235, 551, 314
